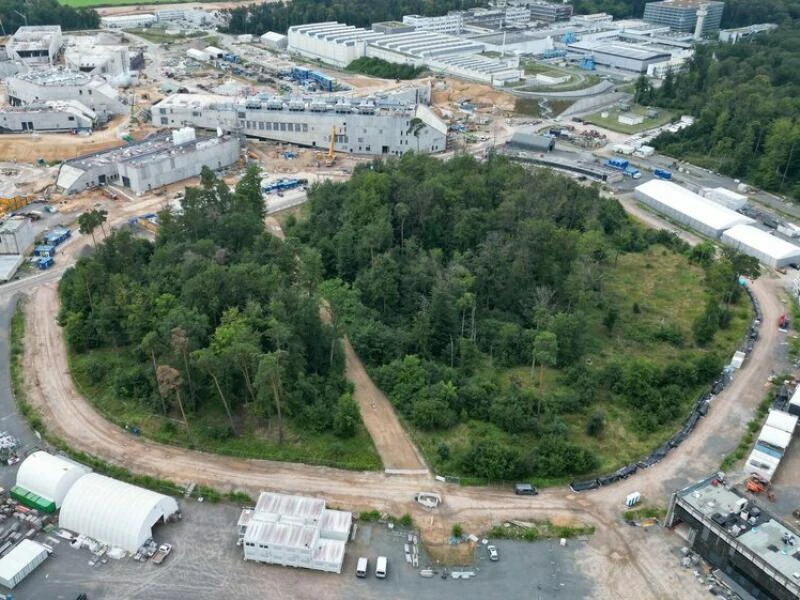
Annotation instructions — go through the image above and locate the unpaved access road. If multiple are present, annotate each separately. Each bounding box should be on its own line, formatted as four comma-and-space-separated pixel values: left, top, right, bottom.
13, 193, 786, 600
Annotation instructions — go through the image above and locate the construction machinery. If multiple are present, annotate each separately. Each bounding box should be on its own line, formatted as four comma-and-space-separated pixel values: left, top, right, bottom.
0, 195, 34, 219
746, 474, 775, 501
325, 124, 336, 167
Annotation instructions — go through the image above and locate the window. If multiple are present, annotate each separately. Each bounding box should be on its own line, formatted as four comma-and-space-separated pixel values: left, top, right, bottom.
160, 108, 167, 115
303, 124, 308, 132
280, 123, 286, 131
273, 122, 278, 130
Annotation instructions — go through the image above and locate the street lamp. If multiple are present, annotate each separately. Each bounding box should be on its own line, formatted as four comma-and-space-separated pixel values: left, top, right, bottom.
12, 11, 27, 27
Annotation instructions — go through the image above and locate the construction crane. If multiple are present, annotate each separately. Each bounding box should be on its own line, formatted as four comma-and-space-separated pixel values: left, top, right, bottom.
325, 124, 336, 167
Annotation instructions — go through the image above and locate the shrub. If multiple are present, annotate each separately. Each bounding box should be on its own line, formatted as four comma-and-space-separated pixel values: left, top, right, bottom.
451, 523, 464, 538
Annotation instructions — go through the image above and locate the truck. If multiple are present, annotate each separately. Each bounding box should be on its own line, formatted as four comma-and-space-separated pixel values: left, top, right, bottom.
605, 158, 629, 171
151, 543, 172, 565
653, 168, 672, 180
624, 167, 641, 179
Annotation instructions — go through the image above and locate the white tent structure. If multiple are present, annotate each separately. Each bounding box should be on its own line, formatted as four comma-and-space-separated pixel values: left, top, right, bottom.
721, 224, 800, 268
59, 474, 179, 552
0, 540, 48, 589
634, 180, 754, 238
15, 451, 90, 508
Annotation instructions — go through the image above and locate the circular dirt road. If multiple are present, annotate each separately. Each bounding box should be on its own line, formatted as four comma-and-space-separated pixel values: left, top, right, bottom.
14, 194, 784, 599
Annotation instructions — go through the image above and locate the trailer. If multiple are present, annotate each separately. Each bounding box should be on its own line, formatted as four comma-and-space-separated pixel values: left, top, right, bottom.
653, 168, 672, 180
605, 158, 629, 171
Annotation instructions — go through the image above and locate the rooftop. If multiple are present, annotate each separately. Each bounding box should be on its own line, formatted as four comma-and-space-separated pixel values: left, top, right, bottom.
722, 225, 800, 261
244, 519, 319, 549
10, 69, 93, 86
254, 492, 325, 525
0, 217, 29, 233
677, 476, 800, 593
569, 40, 672, 61
646, 0, 724, 8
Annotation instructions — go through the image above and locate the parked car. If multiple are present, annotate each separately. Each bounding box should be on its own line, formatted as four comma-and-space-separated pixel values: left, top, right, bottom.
487, 545, 499, 561
514, 483, 538, 496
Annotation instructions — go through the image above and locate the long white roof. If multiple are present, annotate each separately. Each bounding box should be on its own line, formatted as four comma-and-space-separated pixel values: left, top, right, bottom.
765, 409, 798, 434
0, 540, 48, 587
59, 473, 179, 552
15, 451, 90, 506
721, 224, 800, 262
757, 424, 792, 450
635, 179, 755, 232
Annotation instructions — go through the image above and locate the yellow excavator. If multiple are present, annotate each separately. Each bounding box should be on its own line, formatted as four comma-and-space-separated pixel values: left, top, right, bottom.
325, 124, 336, 167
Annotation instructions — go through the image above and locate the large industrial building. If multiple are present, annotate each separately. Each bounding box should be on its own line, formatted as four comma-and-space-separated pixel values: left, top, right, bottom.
634, 179, 754, 238
57, 128, 241, 194
14, 451, 90, 508
287, 21, 523, 84
402, 13, 464, 35
152, 93, 447, 156
567, 40, 672, 72
643, 0, 724, 35
6, 26, 63, 65
0, 101, 97, 133
237, 492, 352, 573
523, 1, 574, 23
5, 69, 126, 122
721, 224, 800, 269
59, 473, 180, 553
667, 475, 800, 600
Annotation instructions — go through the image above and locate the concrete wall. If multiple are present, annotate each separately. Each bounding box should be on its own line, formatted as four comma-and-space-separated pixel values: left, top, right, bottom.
287, 30, 366, 67
153, 103, 446, 156
0, 108, 93, 132
118, 137, 240, 194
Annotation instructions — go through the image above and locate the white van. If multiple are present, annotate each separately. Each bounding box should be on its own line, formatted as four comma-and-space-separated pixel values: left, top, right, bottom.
375, 556, 387, 579
356, 557, 368, 578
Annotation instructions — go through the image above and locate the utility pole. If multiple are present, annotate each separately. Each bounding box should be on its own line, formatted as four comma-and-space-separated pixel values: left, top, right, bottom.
0, 18, 7, 37
12, 11, 27, 27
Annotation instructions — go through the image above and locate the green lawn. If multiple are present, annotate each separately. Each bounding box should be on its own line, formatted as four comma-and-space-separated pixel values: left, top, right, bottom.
406, 245, 750, 483
124, 28, 208, 44
69, 350, 382, 471
584, 105, 676, 134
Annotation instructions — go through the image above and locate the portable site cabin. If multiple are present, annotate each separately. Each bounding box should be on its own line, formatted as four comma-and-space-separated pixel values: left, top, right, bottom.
0, 540, 48, 589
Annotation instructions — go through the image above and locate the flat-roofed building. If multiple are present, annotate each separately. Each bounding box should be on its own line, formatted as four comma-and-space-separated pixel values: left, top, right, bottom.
667, 475, 800, 600
237, 492, 352, 573
6, 26, 62, 65
643, 0, 724, 35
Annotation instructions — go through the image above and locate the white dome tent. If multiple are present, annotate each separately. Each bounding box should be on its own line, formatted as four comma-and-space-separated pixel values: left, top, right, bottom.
59, 473, 180, 552
15, 451, 90, 507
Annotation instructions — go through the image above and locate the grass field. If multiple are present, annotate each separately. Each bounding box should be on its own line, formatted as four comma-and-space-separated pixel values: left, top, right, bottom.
69, 349, 382, 471
406, 244, 750, 484
585, 104, 676, 134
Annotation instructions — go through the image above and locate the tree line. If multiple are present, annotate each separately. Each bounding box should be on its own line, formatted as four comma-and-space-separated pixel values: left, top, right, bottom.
59, 166, 362, 446
0, 0, 99, 33
644, 25, 800, 200
289, 153, 755, 481
223, 0, 486, 35
346, 57, 427, 80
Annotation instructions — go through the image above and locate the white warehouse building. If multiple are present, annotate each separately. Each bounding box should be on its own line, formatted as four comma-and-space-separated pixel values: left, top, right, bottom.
634, 180, 755, 239
238, 492, 352, 573
721, 224, 800, 269
15, 451, 91, 508
59, 473, 180, 553
152, 93, 447, 156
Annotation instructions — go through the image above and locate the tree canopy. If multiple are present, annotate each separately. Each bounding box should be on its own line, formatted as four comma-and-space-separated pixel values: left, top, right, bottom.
290, 153, 751, 481
59, 166, 365, 457
0, 0, 99, 32
649, 25, 800, 199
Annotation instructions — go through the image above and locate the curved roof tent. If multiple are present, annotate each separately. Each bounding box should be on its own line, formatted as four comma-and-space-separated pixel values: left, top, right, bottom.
59, 473, 179, 552
15, 451, 90, 507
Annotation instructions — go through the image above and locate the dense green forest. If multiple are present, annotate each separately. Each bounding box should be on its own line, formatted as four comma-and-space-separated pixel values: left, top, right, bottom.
59, 167, 378, 469
0, 0, 98, 32
224, 0, 486, 35
573, 0, 800, 26
290, 153, 755, 482
647, 25, 800, 200
347, 57, 427, 80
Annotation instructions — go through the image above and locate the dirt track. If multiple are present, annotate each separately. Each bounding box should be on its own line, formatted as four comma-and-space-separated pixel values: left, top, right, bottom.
343, 336, 427, 472
15, 191, 786, 599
